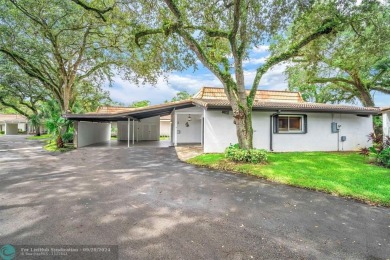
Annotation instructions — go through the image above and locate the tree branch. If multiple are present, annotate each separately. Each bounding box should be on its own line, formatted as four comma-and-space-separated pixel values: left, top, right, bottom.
0, 96, 30, 117
249, 18, 339, 105
310, 77, 355, 85
371, 86, 390, 94
70, 0, 114, 22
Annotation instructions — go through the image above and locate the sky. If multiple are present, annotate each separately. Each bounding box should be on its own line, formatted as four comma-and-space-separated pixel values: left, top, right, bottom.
104, 45, 390, 107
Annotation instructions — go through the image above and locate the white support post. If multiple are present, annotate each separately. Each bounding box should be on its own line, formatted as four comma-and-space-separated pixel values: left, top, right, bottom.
4, 123, 7, 135
132, 119, 135, 145
127, 117, 130, 148
174, 112, 178, 146
201, 114, 204, 146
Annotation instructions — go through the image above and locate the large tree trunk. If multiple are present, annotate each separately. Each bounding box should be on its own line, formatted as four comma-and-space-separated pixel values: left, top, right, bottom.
228, 89, 254, 150
35, 126, 41, 136
233, 107, 253, 149
357, 86, 375, 107
352, 72, 375, 107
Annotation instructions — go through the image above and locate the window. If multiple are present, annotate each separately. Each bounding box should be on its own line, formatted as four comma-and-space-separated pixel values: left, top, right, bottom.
274, 115, 307, 134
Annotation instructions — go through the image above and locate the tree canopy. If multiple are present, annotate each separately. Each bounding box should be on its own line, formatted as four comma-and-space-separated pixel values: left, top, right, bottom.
285, 1, 390, 106
0, 0, 125, 112
126, 0, 341, 149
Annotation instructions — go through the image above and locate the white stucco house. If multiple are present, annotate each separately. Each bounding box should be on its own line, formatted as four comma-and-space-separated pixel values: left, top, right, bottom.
64, 87, 381, 152
0, 114, 28, 135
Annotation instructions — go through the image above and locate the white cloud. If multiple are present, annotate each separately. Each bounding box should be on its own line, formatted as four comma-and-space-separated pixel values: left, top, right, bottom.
244, 63, 288, 90
105, 72, 221, 105
252, 45, 269, 53
105, 61, 290, 105
243, 56, 269, 65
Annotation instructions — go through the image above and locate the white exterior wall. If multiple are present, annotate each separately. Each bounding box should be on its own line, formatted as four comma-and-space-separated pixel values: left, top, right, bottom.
18, 123, 27, 132
176, 114, 202, 143
383, 111, 390, 138
160, 121, 171, 136
204, 110, 237, 153
204, 110, 374, 153
117, 116, 160, 141
77, 121, 111, 148
5, 123, 19, 135
174, 107, 204, 144
272, 113, 372, 152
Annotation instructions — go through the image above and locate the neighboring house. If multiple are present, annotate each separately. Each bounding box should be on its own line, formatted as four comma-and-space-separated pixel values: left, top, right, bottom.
0, 114, 28, 135
382, 107, 390, 138
64, 87, 380, 152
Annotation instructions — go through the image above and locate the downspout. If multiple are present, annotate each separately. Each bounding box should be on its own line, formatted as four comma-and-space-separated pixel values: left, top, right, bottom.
270, 111, 280, 151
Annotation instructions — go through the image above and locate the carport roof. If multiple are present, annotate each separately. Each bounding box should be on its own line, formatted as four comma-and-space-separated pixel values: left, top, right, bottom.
63, 100, 196, 121
0, 114, 28, 123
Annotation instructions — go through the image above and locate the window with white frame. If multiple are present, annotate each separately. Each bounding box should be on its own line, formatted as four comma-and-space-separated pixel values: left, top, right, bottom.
274, 115, 307, 133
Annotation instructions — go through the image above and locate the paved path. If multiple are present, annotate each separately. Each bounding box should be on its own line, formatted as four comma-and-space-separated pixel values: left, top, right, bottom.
0, 135, 389, 259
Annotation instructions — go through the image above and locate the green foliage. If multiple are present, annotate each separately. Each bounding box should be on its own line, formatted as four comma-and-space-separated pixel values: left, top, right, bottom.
378, 148, 390, 168
0, 0, 130, 112
284, 1, 390, 106
373, 116, 383, 135
169, 91, 192, 102
361, 133, 390, 168
61, 132, 74, 144
130, 100, 150, 108
41, 100, 72, 148
225, 144, 268, 164
188, 152, 390, 206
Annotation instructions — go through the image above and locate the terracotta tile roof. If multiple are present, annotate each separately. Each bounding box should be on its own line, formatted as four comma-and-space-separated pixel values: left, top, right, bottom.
0, 114, 28, 123
381, 106, 390, 112
192, 99, 380, 114
193, 86, 304, 103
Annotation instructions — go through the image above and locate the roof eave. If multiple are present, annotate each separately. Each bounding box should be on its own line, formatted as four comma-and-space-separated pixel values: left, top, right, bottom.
206, 105, 380, 115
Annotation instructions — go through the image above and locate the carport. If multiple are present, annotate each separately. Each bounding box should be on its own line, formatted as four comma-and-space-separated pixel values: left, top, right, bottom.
0, 114, 28, 135
63, 100, 198, 148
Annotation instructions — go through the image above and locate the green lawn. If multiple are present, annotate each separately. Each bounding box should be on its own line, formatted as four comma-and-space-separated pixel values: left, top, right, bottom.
44, 141, 74, 152
27, 134, 74, 152
26, 134, 51, 140
188, 152, 390, 206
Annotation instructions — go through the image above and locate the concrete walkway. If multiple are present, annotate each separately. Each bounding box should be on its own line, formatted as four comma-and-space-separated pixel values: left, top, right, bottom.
0, 135, 389, 259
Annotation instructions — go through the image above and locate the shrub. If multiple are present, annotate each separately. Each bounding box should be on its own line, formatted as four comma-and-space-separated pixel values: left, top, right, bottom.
361, 133, 390, 168
225, 144, 268, 164
378, 147, 390, 168
61, 132, 74, 143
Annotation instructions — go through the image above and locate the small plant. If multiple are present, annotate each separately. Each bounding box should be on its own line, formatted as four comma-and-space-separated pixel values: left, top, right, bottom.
377, 147, 390, 168
361, 133, 390, 168
225, 144, 268, 164
62, 132, 74, 143
359, 147, 369, 156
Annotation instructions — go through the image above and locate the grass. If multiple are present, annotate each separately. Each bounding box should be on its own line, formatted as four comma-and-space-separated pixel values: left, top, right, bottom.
160, 136, 170, 140
27, 134, 74, 152
111, 136, 117, 140
44, 141, 75, 152
26, 134, 51, 140
188, 152, 390, 206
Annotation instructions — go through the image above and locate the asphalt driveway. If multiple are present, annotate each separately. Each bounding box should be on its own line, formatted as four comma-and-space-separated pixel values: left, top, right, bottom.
0, 135, 389, 259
